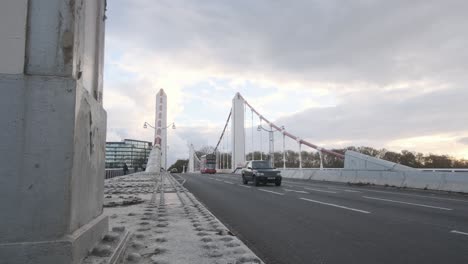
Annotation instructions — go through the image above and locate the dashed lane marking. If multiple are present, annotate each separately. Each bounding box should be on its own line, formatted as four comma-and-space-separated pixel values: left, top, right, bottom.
238, 184, 252, 189
284, 181, 468, 203
284, 189, 309, 194
300, 198, 371, 214
304, 187, 337, 194
223, 181, 234, 184
363, 196, 453, 211
258, 189, 285, 195
451, 230, 468, 236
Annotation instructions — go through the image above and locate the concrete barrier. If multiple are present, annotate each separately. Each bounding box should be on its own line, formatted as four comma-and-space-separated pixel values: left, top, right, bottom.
344, 150, 414, 171
279, 168, 468, 193
217, 169, 233, 174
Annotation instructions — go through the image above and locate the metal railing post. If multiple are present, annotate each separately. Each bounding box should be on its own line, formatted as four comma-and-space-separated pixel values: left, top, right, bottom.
282, 132, 286, 169
319, 149, 324, 170
298, 140, 302, 169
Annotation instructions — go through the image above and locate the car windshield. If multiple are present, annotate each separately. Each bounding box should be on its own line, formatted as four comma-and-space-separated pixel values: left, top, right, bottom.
252, 161, 272, 169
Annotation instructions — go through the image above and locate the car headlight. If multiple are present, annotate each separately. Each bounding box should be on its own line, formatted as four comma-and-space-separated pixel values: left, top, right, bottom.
257, 172, 264, 176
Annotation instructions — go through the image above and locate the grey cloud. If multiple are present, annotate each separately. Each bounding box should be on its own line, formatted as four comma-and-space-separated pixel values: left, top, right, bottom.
104, 0, 468, 157
107, 0, 468, 84
275, 87, 468, 144
459, 137, 468, 145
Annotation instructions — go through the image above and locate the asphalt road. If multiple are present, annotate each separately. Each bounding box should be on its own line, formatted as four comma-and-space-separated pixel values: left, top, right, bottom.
176, 173, 468, 264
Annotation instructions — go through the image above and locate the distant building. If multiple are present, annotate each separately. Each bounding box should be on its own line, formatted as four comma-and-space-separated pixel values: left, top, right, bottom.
105, 139, 152, 169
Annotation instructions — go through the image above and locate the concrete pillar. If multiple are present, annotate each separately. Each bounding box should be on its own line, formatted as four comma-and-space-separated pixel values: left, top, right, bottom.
188, 144, 195, 173
0, 1, 108, 263
231, 93, 245, 168
146, 147, 161, 173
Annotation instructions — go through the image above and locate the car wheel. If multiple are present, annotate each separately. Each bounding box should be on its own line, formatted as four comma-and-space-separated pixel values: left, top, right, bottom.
242, 175, 248, 184
275, 179, 282, 186
253, 176, 260, 186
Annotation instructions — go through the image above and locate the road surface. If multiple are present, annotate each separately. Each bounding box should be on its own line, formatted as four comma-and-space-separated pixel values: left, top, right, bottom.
176, 173, 468, 264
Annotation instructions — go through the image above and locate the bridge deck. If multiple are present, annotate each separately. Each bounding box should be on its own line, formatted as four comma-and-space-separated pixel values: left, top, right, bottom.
180, 173, 468, 264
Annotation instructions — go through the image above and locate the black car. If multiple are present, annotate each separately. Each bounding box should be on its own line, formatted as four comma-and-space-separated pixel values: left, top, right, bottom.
241, 160, 282, 186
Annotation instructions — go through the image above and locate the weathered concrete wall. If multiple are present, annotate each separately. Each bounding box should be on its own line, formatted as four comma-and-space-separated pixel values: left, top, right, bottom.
0, 1, 108, 263
280, 168, 468, 193
69, 81, 107, 233
0, 75, 76, 243
0, 0, 28, 74
0, 75, 108, 264
26, 0, 105, 101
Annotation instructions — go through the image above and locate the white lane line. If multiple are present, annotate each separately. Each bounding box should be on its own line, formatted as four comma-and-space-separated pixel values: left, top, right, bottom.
344, 190, 361, 193
215, 179, 222, 182
451, 230, 468, 236
363, 196, 453, 211
284, 181, 468, 203
238, 184, 252, 189
258, 189, 285, 195
223, 181, 234, 184
284, 189, 309, 194
304, 187, 337, 194
300, 198, 371, 214
359, 189, 468, 202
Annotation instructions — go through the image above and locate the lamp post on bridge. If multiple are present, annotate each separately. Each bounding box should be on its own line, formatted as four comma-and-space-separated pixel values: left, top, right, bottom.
257, 124, 281, 168
144, 121, 176, 130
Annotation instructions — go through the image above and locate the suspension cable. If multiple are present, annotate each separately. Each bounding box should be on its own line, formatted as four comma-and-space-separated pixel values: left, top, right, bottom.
213, 109, 232, 153
239, 94, 345, 159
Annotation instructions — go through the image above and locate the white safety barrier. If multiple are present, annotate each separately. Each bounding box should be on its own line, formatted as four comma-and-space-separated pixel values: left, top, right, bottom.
279, 168, 468, 193
216, 169, 233, 174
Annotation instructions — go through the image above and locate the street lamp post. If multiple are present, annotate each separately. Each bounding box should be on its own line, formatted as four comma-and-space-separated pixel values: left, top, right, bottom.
257, 124, 279, 168
143, 122, 176, 130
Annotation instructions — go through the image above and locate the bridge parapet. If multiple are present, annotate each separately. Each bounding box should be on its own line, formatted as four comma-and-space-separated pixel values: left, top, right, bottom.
344, 150, 415, 171
145, 147, 162, 173
280, 168, 468, 193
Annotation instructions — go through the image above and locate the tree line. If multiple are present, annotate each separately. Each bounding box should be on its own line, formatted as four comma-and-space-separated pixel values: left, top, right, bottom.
267, 146, 468, 169
193, 146, 468, 169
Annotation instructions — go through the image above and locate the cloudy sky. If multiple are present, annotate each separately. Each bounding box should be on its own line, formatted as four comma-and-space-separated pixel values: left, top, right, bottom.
103, 0, 468, 166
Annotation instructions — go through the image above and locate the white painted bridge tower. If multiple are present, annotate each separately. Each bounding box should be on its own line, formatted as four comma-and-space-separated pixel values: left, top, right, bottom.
146, 89, 167, 173
156, 89, 168, 169
231, 93, 246, 168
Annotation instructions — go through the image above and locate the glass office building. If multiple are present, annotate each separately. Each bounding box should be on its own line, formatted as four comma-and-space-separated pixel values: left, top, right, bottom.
105, 139, 152, 169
